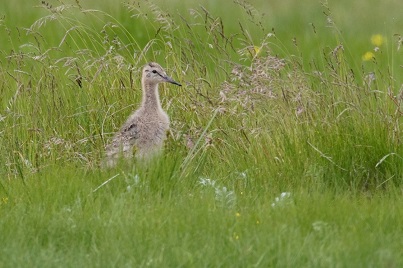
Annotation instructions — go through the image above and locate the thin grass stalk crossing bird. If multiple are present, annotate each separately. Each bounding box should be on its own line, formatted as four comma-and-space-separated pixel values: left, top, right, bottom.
103, 62, 181, 167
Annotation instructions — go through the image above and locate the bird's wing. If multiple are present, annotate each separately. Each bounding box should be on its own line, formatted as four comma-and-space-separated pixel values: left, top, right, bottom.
105, 118, 140, 157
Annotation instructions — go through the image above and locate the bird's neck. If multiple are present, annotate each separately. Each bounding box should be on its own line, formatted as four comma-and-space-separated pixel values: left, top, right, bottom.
141, 81, 163, 112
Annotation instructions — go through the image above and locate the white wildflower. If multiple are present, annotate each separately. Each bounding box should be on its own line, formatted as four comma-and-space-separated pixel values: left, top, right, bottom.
271, 192, 292, 208
198, 177, 236, 208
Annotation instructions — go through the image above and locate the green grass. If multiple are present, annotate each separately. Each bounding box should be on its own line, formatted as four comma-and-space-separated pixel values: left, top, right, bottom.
1, 0, 403, 267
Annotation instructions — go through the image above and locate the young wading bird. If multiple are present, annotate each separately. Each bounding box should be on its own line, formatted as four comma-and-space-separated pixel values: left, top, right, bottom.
104, 62, 181, 167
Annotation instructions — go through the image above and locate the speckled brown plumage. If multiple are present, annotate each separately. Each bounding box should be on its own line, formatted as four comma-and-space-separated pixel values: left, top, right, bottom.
104, 62, 181, 167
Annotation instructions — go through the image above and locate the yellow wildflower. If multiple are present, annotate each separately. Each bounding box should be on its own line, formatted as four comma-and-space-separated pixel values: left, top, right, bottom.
254, 46, 261, 56
362, 51, 375, 61
235, 212, 241, 217
248, 45, 262, 57
371, 34, 385, 47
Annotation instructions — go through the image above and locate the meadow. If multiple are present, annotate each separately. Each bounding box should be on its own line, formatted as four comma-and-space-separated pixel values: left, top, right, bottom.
0, 0, 403, 267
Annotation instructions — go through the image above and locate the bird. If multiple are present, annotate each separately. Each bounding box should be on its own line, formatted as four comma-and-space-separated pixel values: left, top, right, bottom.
103, 62, 181, 167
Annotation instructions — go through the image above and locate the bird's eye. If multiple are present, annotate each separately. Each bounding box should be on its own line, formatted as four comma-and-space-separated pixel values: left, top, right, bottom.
152, 70, 157, 74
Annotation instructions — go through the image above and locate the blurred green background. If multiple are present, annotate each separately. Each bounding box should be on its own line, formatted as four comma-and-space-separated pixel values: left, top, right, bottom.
1, 0, 402, 55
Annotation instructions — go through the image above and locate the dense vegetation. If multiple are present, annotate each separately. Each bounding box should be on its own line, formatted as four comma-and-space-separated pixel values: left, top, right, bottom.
1, 0, 402, 267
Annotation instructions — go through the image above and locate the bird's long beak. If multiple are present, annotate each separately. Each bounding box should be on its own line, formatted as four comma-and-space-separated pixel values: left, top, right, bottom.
164, 75, 182, 86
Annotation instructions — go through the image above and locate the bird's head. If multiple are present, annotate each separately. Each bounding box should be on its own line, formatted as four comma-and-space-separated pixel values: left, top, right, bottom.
142, 62, 181, 86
